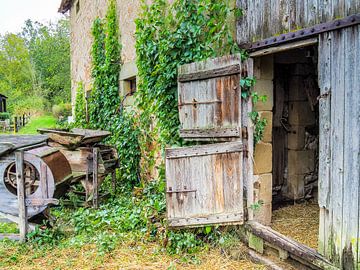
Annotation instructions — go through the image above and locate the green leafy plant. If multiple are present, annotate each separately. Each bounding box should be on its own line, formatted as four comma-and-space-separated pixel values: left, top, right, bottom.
74, 82, 87, 127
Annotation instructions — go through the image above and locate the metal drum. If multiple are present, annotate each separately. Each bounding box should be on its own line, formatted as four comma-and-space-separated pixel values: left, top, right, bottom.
0, 145, 72, 218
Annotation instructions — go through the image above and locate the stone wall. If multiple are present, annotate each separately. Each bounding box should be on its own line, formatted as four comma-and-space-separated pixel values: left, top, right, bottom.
69, 0, 141, 109
252, 55, 274, 226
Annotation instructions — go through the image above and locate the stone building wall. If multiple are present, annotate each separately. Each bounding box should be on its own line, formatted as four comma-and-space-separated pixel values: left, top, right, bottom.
68, 0, 141, 109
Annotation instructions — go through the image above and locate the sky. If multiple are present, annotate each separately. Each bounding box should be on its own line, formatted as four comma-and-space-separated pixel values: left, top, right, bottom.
0, 0, 65, 35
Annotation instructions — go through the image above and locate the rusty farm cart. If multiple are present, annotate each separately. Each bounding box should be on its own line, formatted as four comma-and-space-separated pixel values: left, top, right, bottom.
0, 129, 118, 241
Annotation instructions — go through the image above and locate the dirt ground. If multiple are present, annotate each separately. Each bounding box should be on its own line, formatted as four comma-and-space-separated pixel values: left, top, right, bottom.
271, 202, 319, 249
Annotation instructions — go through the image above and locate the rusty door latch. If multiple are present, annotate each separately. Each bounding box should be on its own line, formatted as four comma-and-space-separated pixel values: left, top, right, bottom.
167, 186, 197, 195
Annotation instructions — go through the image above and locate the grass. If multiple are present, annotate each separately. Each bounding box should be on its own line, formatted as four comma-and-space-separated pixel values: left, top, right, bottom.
17, 115, 56, 135
0, 240, 265, 270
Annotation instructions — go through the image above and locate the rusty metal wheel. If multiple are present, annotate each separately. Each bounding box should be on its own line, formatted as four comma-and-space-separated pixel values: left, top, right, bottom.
4, 161, 40, 196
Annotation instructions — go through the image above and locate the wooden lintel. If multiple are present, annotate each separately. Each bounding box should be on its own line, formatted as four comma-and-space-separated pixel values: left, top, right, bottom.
249, 38, 318, 58
178, 64, 240, 82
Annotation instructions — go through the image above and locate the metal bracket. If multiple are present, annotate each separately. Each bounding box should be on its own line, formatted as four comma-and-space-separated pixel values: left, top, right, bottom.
167, 186, 197, 194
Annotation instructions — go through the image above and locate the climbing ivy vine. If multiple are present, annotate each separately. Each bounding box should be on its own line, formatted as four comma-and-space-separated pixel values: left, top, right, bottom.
135, 0, 243, 151
74, 82, 87, 127
86, 0, 141, 186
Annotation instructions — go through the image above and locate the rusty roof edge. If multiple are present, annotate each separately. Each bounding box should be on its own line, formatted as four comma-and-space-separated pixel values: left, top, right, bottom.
58, 0, 74, 13
241, 13, 360, 52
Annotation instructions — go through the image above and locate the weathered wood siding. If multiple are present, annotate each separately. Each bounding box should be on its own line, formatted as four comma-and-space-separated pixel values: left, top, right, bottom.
318, 25, 360, 269
178, 55, 247, 140
236, 0, 360, 44
165, 142, 244, 227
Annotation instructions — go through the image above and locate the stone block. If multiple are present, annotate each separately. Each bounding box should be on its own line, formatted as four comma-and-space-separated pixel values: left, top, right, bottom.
259, 111, 273, 142
288, 126, 306, 150
254, 142, 272, 174
254, 55, 274, 80
288, 76, 308, 102
260, 55, 274, 80
288, 150, 315, 175
286, 174, 305, 200
254, 202, 272, 226
254, 79, 273, 111
288, 101, 315, 126
254, 174, 272, 204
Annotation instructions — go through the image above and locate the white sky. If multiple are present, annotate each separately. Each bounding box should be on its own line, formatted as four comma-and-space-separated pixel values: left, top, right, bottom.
0, 0, 65, 35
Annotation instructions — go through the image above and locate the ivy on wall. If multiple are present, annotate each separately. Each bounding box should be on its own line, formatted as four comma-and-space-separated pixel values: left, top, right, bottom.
135, 0, 242, 149
74, 82, 87, 127
85, 0, 141, 186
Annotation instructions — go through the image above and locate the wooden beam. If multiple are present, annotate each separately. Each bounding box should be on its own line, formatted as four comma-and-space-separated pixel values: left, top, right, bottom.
246, 221, 339, 270
15, 151, 27, 243
249, 38, 318, 58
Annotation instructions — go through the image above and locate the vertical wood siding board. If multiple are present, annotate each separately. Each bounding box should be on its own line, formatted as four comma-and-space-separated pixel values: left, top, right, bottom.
330, 29, 346, 265
318, 32, 332, 256
289, 0, 297, 30
357, 25, 360, 269
342, 25, 360, 269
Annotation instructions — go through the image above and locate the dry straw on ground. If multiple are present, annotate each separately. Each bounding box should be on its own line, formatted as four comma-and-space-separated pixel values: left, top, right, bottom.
0, 241, 266, 270
271, 202, 319, 249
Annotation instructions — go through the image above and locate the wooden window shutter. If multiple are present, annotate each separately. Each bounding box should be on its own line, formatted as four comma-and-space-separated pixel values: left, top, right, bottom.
178, 54, 246, 140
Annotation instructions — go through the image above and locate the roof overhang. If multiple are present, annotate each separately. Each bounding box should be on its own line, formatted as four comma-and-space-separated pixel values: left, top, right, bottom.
0, 94, 8, 99
58, 0, 74, 13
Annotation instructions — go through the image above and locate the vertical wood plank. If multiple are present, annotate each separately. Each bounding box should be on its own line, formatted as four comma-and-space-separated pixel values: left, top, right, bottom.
318, 30, 332, 256
92, 147, 99, 209
330, 28, 345, 266
341, 25, 360, 270
15, 151, 27, 243
242, 58, 254, 221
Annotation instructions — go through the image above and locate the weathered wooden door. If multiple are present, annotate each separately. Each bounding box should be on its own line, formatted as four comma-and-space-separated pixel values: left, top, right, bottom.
166, 55, 254, 227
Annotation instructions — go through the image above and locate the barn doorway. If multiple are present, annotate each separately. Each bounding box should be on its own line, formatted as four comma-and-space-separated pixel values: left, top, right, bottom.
270, 46, 320, 249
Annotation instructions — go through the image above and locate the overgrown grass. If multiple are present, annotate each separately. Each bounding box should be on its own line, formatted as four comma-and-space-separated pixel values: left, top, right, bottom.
0, 180, 264, 269
18, 115, 56, 135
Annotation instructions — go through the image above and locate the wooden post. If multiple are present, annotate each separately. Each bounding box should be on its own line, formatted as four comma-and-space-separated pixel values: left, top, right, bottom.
13, 117, 17, 134
22, 114, 25, 127
15, 151, 27, 243
92, 148, 99, 208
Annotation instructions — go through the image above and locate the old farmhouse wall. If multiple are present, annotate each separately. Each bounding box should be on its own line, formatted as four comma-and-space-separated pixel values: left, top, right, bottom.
67, 0, 141, 108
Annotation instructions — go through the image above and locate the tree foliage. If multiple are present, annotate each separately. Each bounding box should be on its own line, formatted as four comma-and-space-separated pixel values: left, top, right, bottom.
0, 18, 70, 114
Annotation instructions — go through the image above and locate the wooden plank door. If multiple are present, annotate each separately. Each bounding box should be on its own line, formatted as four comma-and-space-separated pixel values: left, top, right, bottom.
166, 142, 245, 227
178, 54, 248, 140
